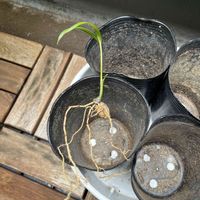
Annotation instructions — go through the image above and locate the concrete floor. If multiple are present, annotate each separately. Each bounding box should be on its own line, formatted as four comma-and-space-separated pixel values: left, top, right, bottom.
1, 0, 200, 56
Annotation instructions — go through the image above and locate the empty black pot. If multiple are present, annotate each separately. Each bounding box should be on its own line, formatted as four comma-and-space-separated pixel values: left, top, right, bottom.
48, 76, 150, 170
152, 39, 200, 123
150, 76, 191, 123
131, 115, 200, 200
169, 39, 200, 120
85, 16, 176, 103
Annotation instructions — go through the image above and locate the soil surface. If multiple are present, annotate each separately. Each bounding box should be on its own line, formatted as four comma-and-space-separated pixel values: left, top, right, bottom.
134, 144, 184, 197
80, 118, 133, 169
87, 21, 175, 79
169, 48, 200, 119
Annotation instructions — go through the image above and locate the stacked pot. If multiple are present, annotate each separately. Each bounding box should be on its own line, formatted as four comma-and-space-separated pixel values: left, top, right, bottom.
48, 16, 200, 199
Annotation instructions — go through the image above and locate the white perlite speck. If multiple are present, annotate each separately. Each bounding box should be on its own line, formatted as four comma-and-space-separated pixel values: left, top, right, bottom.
150, 179, 158, 189
89, 138, 96, 147
111, 150, 118, 159
109, 127, 117, 134
167, 162, 175, 171
143, 154, 151, 162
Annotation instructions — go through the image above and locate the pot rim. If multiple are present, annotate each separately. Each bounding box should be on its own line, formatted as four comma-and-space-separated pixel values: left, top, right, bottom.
168, 39, 200, 122
85, 15, 177, 80
176, 38, 200, 57
150, 114, 200, 130
131, 114, 200, 199
47, 75, 151, 171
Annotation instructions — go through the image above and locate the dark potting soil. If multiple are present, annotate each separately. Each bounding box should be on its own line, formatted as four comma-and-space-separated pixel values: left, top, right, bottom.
80, 118, 133, 169
134, 144, 184, 197
87, 22, 174, 79
173, 90, 199, 119
169, 49, 200, 119
103, 48, 163, 79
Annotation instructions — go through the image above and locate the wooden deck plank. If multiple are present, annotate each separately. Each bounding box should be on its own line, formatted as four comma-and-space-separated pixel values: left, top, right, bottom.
0, 60, 30, 94
0, 167, 68, 200
5, 46, 71, 133
0, 32, 43, 68
85, 192, 97, 200
35, 55, 86, 140
0, 127, 85, 198
0, 90, 15, 122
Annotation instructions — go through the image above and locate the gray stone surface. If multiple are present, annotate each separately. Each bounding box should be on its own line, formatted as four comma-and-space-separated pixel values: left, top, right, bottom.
1, 0, 200, 55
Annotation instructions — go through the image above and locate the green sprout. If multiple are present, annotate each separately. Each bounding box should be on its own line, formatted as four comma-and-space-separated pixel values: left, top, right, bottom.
57, 22, 104, 101
56, 22, 131, 200
57, 23, 115, 199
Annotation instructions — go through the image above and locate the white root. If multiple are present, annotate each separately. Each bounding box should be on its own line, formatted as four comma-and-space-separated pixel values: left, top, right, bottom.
58, 100, 131, 199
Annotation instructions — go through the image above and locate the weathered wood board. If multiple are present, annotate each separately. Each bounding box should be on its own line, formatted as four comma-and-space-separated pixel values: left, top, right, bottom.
0, 167, 69, 200
0, 32, 43, 68
85, 192, 98, 200
35, 54, 86, 140
0, 60, 30, 94
0, 127, 85, 198
5, 46, 71, 133
0, 90, 15, 122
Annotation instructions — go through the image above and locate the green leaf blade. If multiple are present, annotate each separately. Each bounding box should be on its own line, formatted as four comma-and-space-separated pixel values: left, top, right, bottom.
57, 22, 102, 44
57, 21, 104, 101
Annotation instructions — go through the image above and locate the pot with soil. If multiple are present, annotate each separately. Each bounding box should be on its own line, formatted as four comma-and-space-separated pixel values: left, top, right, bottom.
131, 115, 200, 200
169, 39, 200, 120
85, 16, 176, 103
48, 76, 150, 171
47, 22, 149, 199
151, 39, 200, 123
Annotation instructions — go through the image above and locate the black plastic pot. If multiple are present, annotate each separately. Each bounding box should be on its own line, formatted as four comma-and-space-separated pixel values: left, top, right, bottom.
150, 76, 191, 123
48, 76, 150, 171
131, 115, 200, 200
85, 16, 176, 103
151, 39, 200, 123
169, 39, 200, 120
